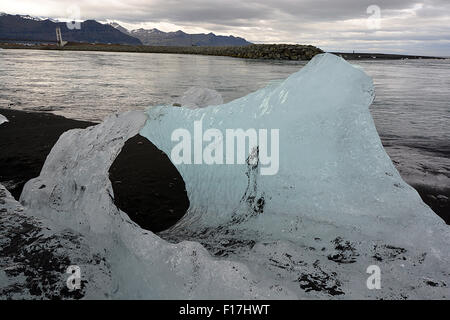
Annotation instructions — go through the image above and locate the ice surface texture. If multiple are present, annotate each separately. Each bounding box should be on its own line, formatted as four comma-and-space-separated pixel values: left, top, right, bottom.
175, 87, 224, 109
8, 54, 449, 299
0, 114, 7, 126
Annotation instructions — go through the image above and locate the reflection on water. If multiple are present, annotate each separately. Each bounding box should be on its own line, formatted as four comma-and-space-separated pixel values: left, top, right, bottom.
0, 49, 449, 217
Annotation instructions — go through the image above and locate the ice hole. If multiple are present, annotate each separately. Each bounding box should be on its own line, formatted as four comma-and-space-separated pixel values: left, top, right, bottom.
109, 134, 190, 232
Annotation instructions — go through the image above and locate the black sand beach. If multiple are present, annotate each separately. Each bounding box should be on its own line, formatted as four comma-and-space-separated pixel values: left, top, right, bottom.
0, 108, 448, 230
0, 108, 93, 199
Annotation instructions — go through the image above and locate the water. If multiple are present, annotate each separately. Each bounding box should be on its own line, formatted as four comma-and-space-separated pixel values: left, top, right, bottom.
0, 49, 449, 209
0, 50, 305, 121
361, 59, 450, 195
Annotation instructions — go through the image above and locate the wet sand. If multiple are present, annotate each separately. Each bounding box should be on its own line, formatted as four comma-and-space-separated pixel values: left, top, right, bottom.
0, 108, 448, 229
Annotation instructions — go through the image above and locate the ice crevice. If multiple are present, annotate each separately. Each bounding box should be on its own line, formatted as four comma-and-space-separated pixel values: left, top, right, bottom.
1, 53, 447, 299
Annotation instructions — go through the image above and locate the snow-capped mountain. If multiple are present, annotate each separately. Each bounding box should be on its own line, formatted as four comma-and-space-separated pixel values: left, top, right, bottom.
109, 22, 252, 47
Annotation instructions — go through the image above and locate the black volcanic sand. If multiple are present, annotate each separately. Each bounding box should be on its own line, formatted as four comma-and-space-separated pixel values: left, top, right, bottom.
0, 108, 94, 199
0, 108, 448, 230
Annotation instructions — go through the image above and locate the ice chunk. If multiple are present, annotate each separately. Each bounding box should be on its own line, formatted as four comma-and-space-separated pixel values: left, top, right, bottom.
174, 87, 223, 109
17, 54, 449, 299
141, 53, 449, 297
140, 53, 445, 243
0, 114, 8, 126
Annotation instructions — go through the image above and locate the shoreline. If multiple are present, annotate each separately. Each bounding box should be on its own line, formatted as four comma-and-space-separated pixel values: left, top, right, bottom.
330, 51, 446, 60
0, 108, 448, 225
1, 42, 446, 60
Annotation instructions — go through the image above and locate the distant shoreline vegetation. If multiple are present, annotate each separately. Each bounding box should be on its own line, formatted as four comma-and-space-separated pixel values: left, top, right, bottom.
0, 42, 446, 60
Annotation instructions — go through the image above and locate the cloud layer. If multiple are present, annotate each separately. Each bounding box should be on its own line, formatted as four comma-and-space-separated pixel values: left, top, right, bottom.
2, 0, 449, 56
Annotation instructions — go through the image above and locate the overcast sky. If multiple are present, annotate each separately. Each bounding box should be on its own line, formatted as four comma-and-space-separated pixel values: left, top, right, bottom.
1, 0, 449, 56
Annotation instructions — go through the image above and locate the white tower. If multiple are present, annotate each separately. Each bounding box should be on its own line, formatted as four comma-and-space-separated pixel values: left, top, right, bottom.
55, 27, 67, 47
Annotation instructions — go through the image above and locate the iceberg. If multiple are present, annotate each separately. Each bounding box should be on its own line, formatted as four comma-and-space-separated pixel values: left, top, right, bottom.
0, 114, 8, 126
3, 54, 448, 299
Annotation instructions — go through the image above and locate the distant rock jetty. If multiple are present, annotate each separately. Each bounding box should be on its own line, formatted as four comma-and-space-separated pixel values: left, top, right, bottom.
0, 42, 324, 60
208, 44, 324, 60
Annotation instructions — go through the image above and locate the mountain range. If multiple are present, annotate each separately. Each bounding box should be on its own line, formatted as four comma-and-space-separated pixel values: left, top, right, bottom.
109, 22, 252, 46
0, 13, 252, 46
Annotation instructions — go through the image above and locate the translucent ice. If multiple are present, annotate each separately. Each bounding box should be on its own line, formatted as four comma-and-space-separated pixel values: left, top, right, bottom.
0, 114, 7, 126
174, 87, 223, 109
13, 54, 449, 299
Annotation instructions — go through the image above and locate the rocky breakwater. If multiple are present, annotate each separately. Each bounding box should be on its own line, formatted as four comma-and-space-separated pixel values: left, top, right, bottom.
198, 44, 324, 60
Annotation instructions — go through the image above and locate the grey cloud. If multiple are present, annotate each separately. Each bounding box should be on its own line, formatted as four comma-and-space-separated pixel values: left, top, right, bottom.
1, 0, 449, 55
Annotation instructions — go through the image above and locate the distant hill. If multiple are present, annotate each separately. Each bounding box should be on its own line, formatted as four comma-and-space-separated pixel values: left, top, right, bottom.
0, 14, 142, 45
110, 22, 252, 47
